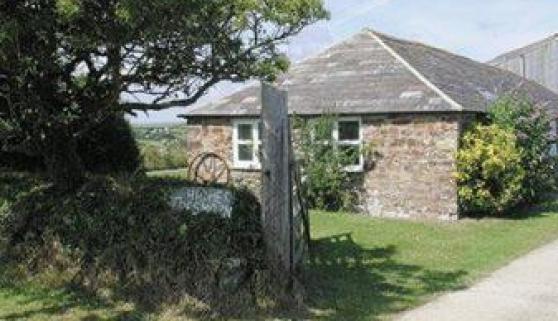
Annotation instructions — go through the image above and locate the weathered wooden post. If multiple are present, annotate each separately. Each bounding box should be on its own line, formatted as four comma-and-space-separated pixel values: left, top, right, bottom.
260, 82, 293, 277
261, 82, 309, 291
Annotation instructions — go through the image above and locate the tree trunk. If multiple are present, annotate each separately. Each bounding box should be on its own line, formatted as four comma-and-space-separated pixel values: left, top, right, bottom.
43, 135, 85, 192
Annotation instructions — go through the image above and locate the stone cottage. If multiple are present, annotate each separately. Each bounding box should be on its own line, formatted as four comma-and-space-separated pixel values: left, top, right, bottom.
180, 29, 558, 220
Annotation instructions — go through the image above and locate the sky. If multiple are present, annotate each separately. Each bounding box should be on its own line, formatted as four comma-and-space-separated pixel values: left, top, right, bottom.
130, 0, 558, 124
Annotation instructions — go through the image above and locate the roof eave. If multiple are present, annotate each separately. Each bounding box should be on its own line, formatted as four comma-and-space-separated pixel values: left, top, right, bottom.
180, 109, 485, 119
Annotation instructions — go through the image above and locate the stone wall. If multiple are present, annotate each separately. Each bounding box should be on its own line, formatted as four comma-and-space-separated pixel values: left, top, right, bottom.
186, 113, 474, 220
358, 114, 466, 220
186, 118, 262, 195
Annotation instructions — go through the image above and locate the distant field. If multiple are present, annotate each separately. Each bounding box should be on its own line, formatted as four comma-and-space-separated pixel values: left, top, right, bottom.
132, 124, 189, 171
147, 168, 189, 179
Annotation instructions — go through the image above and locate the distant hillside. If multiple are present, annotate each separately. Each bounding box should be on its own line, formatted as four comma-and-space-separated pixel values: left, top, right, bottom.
132, 124, 189, 171
132, 124, 188, 143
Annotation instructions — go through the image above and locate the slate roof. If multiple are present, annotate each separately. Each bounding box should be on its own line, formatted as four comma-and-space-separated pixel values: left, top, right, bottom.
181, 29, 558, 118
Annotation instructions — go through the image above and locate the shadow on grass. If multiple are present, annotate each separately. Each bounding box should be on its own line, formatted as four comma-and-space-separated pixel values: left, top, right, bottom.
463, 196, 558, 221
304, 233, 467, 321
0, 231, 468, 321
0, 265, 148, 321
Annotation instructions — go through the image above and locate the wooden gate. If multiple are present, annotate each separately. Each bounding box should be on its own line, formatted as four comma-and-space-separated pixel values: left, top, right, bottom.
260, 83, 309, 279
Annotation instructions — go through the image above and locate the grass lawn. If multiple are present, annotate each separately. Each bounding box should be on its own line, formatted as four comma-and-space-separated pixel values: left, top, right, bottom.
305, 204, 558, 320
0, 277, 140, 321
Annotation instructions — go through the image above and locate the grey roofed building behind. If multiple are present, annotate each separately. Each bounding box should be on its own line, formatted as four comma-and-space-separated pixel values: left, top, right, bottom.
181, 29, 558, 118
489, 33, 558, 95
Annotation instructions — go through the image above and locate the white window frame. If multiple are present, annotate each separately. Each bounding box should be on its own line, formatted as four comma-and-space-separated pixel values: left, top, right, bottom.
334, 117, 364, 173
232, 117, 363, 172
232, 119, 262, 169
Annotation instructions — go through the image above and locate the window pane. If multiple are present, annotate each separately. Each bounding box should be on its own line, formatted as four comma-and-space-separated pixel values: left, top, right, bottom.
238, 124, 253, 140
258, 122, 263, 141
339, 145, 360, 166
338, 121, 360, 141
238, 144, 253, 161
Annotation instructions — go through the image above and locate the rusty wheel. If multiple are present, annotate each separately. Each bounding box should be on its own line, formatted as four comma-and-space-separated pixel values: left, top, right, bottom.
191, 152, 231, 185
187, 153, 205, 180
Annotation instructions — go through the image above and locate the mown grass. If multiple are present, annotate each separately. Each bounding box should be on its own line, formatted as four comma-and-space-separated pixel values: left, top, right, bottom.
305, 204, 558, 320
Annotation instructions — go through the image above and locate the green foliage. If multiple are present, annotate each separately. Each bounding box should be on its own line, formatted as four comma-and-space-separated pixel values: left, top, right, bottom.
457, 97, 558, 215
0, 0, 327, 188
0, 173, 44, 250
0, 116, 141, 174
0, 173, 42, 218
294, 115, 357, 211
456, 124, 525, 215
1, 175, 264, 306
0, 152, 44, 172
78, 115, 141, 174
56, 0, 80, 18
488, 96, 557, 201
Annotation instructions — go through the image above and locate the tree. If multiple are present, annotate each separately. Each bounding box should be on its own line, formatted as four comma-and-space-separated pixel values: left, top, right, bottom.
0, 0, 327, 189
488, 96, 557, 201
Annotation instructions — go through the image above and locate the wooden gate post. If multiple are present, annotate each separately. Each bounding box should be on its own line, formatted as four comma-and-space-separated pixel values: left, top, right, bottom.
260, 82, 292, 276
261, 82, 309, 287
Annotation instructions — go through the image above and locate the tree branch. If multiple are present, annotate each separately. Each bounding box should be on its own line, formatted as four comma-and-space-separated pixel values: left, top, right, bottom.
121, 77, 222, 112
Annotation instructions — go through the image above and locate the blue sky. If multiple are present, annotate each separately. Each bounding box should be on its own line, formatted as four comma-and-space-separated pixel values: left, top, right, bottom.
131, 0, 558, 124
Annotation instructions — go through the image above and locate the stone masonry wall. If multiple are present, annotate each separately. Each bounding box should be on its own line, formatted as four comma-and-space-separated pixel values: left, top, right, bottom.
358, 114, 463, 220
186, 114, 471, 220
186, 118, 261, 195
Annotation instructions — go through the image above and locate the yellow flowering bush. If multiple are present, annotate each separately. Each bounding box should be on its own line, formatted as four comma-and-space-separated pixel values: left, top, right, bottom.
456, 124, 525, 215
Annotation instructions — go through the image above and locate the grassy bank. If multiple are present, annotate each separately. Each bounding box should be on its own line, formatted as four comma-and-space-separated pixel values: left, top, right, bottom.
3, 172, 558, 320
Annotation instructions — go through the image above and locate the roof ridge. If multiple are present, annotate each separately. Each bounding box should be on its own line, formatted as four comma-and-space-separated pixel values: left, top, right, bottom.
365, 28, 464, 111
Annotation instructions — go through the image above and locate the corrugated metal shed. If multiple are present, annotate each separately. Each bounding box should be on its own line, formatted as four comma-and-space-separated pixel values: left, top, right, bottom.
182, 30, 558, 118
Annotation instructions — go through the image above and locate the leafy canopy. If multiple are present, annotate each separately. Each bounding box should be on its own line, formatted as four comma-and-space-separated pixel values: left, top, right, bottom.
0, 0, 327, 186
